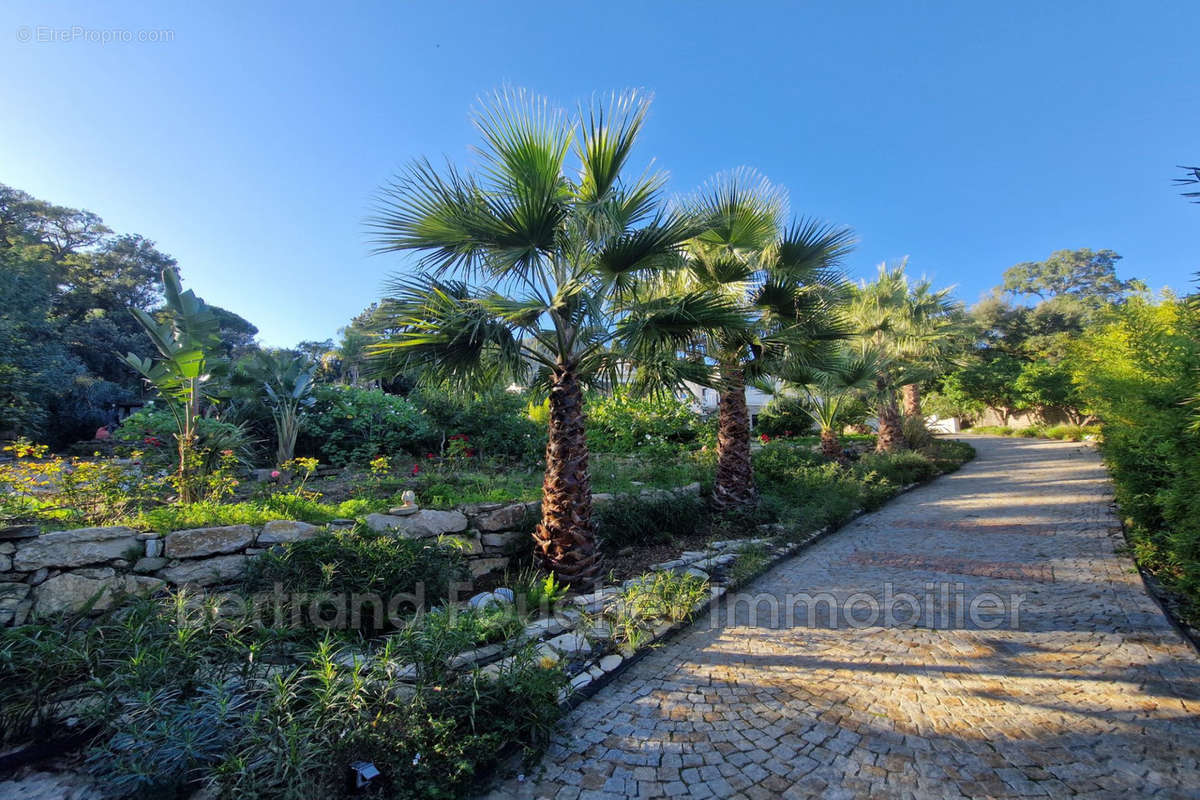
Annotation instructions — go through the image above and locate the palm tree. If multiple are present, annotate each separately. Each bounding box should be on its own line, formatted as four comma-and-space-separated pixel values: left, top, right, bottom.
848, 261, 960, 452
675, 170, 853, 509
769, 345, 880, 459
366, 90, 739, 587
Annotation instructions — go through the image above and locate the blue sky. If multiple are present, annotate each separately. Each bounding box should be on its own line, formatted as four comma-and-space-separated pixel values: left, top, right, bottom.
3, 1, 1197, 346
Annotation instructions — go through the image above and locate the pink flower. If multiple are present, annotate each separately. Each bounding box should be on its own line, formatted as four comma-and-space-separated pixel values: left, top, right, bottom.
270, 470, 281, 479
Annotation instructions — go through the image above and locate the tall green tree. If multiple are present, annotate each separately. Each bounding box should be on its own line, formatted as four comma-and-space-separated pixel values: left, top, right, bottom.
675, 170, 853, 509
366, 90, 739, 586
1002, 248, 1129, 304
847, 261, 959, 451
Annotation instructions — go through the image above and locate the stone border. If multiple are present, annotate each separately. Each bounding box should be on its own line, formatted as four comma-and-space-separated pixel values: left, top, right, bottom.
0, 485, 704, 626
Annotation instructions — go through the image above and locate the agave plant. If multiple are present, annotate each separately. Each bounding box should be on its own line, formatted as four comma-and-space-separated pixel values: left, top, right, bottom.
120, 269, 221, 502
672, 169, 854, 509
366, 90, 741, 587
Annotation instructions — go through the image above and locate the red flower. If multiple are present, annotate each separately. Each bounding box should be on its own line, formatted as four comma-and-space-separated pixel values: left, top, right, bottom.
759, 433, 771, 443
426, 452, 435, 459
410, 464, 420, 476
784, 430, 793, 437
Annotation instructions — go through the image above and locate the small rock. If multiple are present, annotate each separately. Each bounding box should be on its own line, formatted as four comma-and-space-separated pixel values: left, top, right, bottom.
13, 526, 142, 571
33, 572, 121, 616
0, 524, 39, 541
545, 632, 592, 657
480, 530, 525, 550
124, 575, 166, 596
598, 654, 623, 672
468, 588, 514, 609
163, 525, 255, 559
468, 556, 510, 578
365, 509, 468, 538
256, 520, 321, 546
450, 643, 504, 668
569, 672, 593, 690
523, 617, 567, 639
471, 503, 529, 532
159, 554, 249, 587
387, 504, 420, 516
585, 621, 613, 641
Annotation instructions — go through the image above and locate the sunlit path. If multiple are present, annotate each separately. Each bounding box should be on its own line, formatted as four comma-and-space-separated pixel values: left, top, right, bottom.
490, 436, 1200, 799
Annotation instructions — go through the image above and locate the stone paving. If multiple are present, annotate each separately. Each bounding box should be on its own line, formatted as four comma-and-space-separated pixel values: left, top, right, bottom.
489, 437, 1200, 799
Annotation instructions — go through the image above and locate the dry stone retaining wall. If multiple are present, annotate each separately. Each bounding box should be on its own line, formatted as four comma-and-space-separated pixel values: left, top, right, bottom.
0, 483, 702, 626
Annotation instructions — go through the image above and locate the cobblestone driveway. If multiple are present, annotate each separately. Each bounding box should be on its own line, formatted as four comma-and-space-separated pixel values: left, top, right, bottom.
491, 437, 1200, 799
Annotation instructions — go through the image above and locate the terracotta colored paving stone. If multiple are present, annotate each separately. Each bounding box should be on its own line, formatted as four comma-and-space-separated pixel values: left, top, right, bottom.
483, 437, 1200, 799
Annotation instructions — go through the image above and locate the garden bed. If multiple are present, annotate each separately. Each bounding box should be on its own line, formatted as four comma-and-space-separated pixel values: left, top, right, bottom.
0, 437, 974, 799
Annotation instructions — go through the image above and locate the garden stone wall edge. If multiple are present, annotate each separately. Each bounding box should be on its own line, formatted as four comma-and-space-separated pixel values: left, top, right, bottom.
0, 483, 705, 626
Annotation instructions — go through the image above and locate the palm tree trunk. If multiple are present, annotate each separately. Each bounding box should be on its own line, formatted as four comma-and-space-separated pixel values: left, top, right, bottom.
820, 427, 842, 460
902, 383, 922, 418
875, 376, 905, 453
533, 366, 600, 589
712, 365, 756, 511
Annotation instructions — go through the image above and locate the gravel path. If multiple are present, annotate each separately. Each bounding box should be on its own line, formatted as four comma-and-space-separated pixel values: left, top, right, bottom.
491, 436, 1200, 799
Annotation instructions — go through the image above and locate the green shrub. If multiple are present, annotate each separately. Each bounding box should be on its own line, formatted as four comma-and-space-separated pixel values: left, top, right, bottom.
605, 570, 710, 649
594, 491, 704, 550
508, 567, 569, 617
244, 529, 469, 615
728, 543, 772, 586
127, 496, 382, 533
968, 424, 1099, 441
969, 425, 1015, 436
755, 396, 815, 437
4, 590, 565, 800
1069, 295, 1200, 623
409, 387, 546, 463
116, 407, 249, 461
87, 681, 250, 799
925, 439, 976, 472
751, 440, 826, 489
1042, 424, 1099, 441
298, 386, 439, 466
212, 636, 567, 799
856, 451, 939, 486
586, 388, 702, 453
